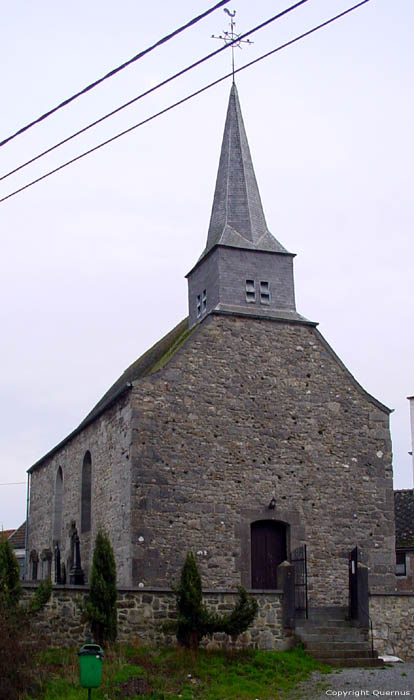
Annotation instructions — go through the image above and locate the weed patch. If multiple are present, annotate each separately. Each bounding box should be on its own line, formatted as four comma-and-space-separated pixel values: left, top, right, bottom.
28, 643, 329, 699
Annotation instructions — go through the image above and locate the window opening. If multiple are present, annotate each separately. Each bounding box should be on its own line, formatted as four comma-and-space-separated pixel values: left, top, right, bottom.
53, 466, 64, 544
196, 295, 201, 318
41, 549, 52, 580
202, 289, 207, 312
396, 551, 407, 576
246, 279, 256, 303
260, 281, 270, 305
30, 550, 38, 581
81, 451, 92, 533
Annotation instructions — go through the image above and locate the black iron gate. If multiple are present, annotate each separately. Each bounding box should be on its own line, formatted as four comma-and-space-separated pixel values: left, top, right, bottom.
291, 544, 308, 619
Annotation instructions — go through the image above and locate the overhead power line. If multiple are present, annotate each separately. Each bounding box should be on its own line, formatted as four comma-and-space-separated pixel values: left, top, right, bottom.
0, 0, 371, 206
0, 0, 231, 149
0, 0, 313, 183
0, 482, 26, 486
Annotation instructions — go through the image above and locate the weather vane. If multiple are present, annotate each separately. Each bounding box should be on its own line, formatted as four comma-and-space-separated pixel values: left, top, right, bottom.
212, 8, 253, 83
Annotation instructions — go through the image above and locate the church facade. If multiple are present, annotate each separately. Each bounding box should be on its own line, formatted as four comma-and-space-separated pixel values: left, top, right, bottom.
26, 84, 396, 607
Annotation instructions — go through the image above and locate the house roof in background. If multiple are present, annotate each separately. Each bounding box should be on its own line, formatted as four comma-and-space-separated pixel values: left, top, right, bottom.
394, 490, 414, 548
8, 521, 26, 549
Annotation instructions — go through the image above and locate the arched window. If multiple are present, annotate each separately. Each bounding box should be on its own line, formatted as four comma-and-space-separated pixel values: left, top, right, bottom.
40, 549, 52, 580
29, 550, 38, 581
81, 451, 92, 533
251, 520, 287, 589
53, 466, 64, 544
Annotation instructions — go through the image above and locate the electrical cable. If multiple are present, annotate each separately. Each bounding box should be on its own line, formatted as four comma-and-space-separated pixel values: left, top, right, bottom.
0, 0, 231, 148
0, 0, 371, 206
0, 0, 313, 183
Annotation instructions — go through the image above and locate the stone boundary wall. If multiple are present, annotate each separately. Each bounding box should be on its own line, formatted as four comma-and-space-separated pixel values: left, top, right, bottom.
22, 584, 288, 651
370, 593, 414, 660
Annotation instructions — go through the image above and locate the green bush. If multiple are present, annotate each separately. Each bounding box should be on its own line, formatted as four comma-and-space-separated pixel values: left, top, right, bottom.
0, 592, 49, 700
0, 537, 22, 609
175, 551, 211, 648
82, 529, 117, 645
220, 585, 259, 638
0, 539, 52, 699
29, 577, 52, 613
174, 552, 258, 649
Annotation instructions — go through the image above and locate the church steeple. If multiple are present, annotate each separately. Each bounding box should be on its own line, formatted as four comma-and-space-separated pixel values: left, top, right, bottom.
200, 83, 288, 261
186, 84, 313, 329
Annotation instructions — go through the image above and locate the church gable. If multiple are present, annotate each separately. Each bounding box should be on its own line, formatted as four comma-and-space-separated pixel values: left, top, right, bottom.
129, 312, 395, 603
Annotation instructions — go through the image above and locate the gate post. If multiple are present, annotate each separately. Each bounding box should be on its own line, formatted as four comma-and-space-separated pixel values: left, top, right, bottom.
277, 560, 295, 629
349, 546, 369, 627
356, 562, 369, 628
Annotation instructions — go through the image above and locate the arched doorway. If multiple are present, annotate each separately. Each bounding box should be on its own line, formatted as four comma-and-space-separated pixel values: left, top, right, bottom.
251, 520, 287, 589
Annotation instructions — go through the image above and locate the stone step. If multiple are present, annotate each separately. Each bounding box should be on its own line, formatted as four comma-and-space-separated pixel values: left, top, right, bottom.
305, 606, 348, 620
297, 619, 354, 628
309, 648, 374, 659
307, 606, 348, 613
305, 641, 375, 653
297, 623, 365, 632
311, 656, 383, 668
298, 631, 368, 642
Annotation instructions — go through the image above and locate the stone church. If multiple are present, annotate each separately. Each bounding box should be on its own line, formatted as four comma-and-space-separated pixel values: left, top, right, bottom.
26, 83, 396, 607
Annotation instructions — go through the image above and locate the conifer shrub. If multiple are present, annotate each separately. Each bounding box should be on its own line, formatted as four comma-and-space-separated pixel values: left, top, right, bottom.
175, 551, 212, 649
0, 538, 47, 700
174, 552, 258, 649
29, 577, 52, 612
220, 585, 259, 638
0, 537, 22, 609
82, 529, 117, 645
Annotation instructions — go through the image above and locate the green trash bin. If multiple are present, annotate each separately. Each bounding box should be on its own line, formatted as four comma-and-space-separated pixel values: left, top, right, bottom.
78, 643, 104, 689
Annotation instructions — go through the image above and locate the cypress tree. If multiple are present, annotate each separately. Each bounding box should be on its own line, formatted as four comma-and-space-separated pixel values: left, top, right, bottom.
175, 552, 258, 649
0, 536, 22, 609
175, 551, 210, 649
84, 530, 117, 645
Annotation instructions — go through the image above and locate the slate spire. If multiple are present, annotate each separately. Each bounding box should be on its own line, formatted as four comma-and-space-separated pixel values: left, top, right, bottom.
199, 83, 289, 261
187, 83, 313, 330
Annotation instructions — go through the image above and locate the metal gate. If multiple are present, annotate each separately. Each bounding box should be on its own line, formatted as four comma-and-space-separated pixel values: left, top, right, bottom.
291, 544, 308, 618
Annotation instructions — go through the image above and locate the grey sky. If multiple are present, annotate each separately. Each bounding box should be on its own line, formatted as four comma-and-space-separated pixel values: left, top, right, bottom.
1, 0, 413, 529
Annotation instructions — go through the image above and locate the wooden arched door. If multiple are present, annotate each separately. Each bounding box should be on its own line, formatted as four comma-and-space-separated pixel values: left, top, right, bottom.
251, 520, 287, 589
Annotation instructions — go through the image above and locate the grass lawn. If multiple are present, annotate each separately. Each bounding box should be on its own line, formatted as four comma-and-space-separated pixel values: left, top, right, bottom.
26, 644, 330, 700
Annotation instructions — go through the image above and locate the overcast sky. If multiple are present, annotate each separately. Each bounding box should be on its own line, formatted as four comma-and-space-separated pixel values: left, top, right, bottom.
1, 0, 413, 530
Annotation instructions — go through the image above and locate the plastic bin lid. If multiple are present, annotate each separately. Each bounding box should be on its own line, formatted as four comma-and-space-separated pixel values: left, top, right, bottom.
78, 644, 105, 658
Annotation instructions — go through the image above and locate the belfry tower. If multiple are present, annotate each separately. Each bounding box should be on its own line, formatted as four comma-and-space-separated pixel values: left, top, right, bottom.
187, 83, 312, 329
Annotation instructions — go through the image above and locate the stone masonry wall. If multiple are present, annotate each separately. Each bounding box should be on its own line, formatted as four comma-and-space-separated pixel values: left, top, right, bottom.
370, 593, 414, 660
22, 584, 286, 651
130, 313, 395, 605
27, 396, 133, 586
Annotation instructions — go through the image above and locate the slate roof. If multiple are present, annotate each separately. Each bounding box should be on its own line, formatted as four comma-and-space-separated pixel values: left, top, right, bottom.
394, 490, 414, 548
78, 318, 190, 429
28, 318, 191, 473
8, 521, 26, 549
197, 83, 290, 265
